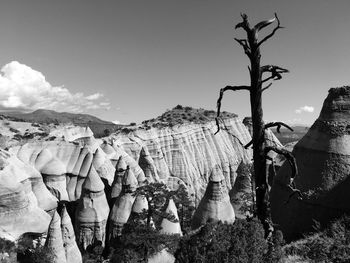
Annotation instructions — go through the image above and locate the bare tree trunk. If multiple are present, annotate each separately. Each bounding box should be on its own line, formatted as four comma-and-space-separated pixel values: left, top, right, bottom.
215, 13, 298, 238
248, 40, 271, 234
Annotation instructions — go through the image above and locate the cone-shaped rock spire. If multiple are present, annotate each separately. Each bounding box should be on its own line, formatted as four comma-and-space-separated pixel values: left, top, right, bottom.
60, 206, 82, 263
160, 199, 182, 235
108, 167, 138, 240
75, 165, 109, 249
271, 86, 350, 240
45, 211, 67, 263
111, 156, 127, 198
191, 165, 235, 229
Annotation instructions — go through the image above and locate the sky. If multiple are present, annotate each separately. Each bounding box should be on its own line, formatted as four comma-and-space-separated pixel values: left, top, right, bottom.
0, 0, 349, 125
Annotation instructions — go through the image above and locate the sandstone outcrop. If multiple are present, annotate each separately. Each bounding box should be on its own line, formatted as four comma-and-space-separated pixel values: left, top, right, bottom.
75, 166, 109, 249
45, 211, 67, 263
191, 164, 235, 229
271, 86, 350, 240
160, 199, 182, 235
0, 149, 52, 241
109, 167, 138, 240
0, 112, 259, 259
113, 118, 252, 204
60, 206, 82, 263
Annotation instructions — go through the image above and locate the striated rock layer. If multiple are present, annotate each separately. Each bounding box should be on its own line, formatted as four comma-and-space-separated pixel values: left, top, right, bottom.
191, 165, 235, 229
0, 149, 53, 241
271, 86, 350, 240
113, 118, 252, 204
0, 115, 256, 256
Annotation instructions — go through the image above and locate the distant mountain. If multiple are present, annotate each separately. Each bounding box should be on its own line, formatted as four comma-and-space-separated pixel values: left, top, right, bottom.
0, 109, 124, 138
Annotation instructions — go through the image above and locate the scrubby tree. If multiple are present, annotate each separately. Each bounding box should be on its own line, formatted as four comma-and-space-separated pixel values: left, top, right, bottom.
111, 182, 186, 262
215, 13, 299, 237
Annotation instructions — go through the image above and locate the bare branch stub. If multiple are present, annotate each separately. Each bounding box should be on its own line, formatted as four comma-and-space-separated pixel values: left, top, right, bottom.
264, 122, 293, 133
235, 13, 251, 31
215, 85, 250, 134
258, 13, 284, 47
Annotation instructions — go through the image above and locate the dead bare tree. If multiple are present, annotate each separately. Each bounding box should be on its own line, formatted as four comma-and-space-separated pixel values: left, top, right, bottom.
216, 13, 299, 238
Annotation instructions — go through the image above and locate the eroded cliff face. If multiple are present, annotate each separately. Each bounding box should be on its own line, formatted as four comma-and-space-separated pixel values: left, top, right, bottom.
112, 118, 252, 203
0, 115, 253, 258
270, 86, 350, 240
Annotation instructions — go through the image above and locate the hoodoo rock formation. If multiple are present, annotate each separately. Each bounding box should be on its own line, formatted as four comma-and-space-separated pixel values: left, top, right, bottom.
191, 164, 235, 229
0, 149, 53, 241
112, 117, 252, 204
271, 86, 350, 240
0, 110, 264, 259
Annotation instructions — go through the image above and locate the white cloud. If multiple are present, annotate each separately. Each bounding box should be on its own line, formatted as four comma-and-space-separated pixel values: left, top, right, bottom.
295, 105, 314, 114
86, 93, 103, 100
0, 61, 110, 113
112, 120, 121, 124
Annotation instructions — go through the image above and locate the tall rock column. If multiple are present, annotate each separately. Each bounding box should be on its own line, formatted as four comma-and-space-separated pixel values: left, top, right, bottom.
271, 86, 350, 240
75, 166, 110, 249
191, 164, 235, 229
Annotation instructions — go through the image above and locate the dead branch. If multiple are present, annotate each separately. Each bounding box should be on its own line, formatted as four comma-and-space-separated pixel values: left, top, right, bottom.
261, 83, 272, 92
235, 13, 251, 32
214, 117, 245, 146
215, 85, 250, 134
258, 13, 284, 47
265, 146, 298, 180
244, 140, 253, 149
261, 65, 289, 83
284, 186, 302, 204
254, 17, 276, 32
234, 38, 251, 56
264, 122, 293, 133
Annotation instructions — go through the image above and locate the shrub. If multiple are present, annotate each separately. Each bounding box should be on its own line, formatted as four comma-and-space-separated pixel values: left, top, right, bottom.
16, 236, 55, 263
104, 128, 111, 136
9, 127, 19, 133
284, 215, 350, 262
175, 219, 278, 263
174, 105, 183, 110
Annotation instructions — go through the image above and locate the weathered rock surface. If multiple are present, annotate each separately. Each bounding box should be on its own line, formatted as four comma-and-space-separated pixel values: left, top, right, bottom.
45, 211, 67, 263
60, 206, 82, 263
0, 149, 52, 241
109, 168, 138, 240
76, 166, 109, 250
160, 199, 182, 235
113, 118, 252, 204
0, 113, 258, 259
271, 86, 350, 240
191, 164, 235, 229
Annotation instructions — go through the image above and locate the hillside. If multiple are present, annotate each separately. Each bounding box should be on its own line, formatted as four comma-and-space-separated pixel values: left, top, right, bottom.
0, 109, 123, 138
140, 105, 237, 129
